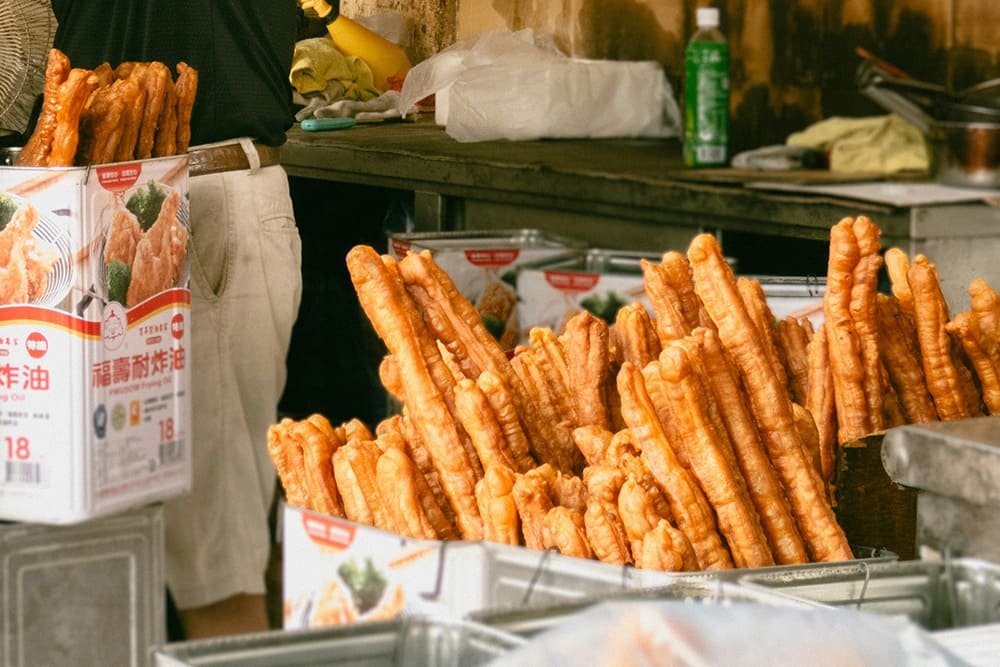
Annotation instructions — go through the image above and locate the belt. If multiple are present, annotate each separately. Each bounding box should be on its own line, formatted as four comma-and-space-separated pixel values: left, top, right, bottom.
188, 141, 281, 177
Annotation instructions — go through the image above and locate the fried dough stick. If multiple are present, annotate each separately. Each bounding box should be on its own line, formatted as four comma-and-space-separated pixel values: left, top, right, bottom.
392, 414, 459, 540
692, 327, 809, 564
529, 327, 578, 425
884, 247, 914, 315
909, 254, 981, 420
618, 478, 698, 571
476, 464, 521, 546
806, 324, 838, 488
613, 302, 661, 367
76, 81, 127, 165
528, 463, 588, 514
454, 377, 521, 472
376, 447, 438, 540
290, 417, 345, 517
333, 440, 395, 531
512, 471, 554, 550
737, 276, 789, 393
948, 312, 1000, 414
657, 344, 774, 568
617, 361, 733, 570
572, 425, 613, 467
777, 316, 813, 406
971, 278, 1000, 342
876, 294, 938, 423
564, 311, 612, 430
153, 75, 178, 157
347, 246, 482, 539
135, 62, 170, 159
659, 251, 703, 332
641, 258, 692, 343
17, 48, 70, 166
542, 506, 593, 560
823, 218, 869, 443
849, 216, 885, 435
115, 70, 147, 162
49, 68, 100, 166
792, 403, 823, 482
511, 348, 583, 474
174, 62, 199, 153
583, 465, 632, 565
688, 233, 852, 562
267, 418, 310, 509
476, 370, 536, 472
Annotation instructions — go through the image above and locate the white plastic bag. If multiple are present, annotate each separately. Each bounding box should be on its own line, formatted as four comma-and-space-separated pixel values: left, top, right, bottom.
398, 29, 681, 142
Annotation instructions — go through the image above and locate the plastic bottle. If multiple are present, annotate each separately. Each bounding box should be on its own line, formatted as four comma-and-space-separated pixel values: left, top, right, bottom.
683, 7, 730, 167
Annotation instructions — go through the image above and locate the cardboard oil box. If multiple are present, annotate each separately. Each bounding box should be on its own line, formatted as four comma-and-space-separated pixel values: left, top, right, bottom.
0, 155, 191, 524
387, 229, 586, 349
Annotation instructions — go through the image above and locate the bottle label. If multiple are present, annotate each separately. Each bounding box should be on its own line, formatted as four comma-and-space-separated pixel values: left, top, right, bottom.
684, 42, 729, 167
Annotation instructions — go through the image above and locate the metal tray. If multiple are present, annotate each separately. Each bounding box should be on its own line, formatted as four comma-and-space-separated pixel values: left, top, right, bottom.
739, 557, 1000, 630
153, 616, 523, 667
387, 228, 586, 252
468, 579, 818, 638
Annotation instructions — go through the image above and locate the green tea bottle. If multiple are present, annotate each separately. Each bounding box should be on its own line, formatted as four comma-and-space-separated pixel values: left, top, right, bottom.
684, 7, 730, 167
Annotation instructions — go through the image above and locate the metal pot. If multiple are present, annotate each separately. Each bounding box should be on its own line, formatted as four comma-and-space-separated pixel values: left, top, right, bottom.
930, 121, 1000, 189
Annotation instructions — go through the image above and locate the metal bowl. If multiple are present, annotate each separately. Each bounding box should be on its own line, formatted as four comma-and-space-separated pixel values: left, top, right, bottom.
930, 121, 1000, 189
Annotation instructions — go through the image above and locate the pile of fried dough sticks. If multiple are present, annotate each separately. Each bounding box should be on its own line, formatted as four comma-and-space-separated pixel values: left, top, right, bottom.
269, 216, 1000, 573
16, 48, 198, 167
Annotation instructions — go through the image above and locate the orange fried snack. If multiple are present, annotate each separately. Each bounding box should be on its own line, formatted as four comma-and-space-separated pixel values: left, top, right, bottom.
476, 370, 536, 473
563, 310, 612, 430
332, 440, 395, 532
290, 417, 344, 517
737, 276, 789, 393
378, 355, 404, 403
529, 326, 578, 425
510, 348, 583, 474
115, 68, 148, 162
512, 470, 555, 551
688, 233, 852, 562
777, 316, 813, 406
17, 48, 70, 166
971, 278, 1000, 342
453, 377, 520, 472
48, 68, 100, 166
376, 447, 438, 540
135, 61, 170, 159
266, 418, 310, 509
641, 258, 692, 343
948, 310, 1000, 414
690, 327, 809, 564
657, 344, 774, 568
613, 302, 661, 368
605, 428, 641, 467
617, 361, 732, 570
638, 520, 700, 572
174, 62, 199, 153
572, 425, 613, 467
849, 216, 886, 435
153, 74, 178, 157
824, 218, 870, 443
909, 254, 981, 420
876, 294, 938, 423
542, 506, 593, 560
884, 247, 914, 315
805, 324, 838, 488
659, 250, 703, 331
792, 403, 823, 482
475, 464, 521, 546
527, 463, 588, 514
582, 465, 632, 565
347, 246, 482, 539
76, 81, 126, 165
393, 414, 459, 540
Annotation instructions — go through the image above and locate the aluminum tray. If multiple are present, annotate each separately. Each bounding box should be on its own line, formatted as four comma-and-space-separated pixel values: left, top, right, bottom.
153, 616, 523, 667
468, 579, 818, 638
387, 228, 586, 253
739, 557, 1000, 630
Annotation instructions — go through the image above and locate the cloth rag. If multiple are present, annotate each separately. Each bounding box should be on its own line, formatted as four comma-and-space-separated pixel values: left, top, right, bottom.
289, 36, 379, 101
293, 89, 402, 122
786, 113, 929, 173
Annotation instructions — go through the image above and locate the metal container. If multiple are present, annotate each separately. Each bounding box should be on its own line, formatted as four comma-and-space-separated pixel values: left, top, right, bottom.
469, 579, 818, 638
1, 504, 164, 667
739, 557, 1000, 630
153, 616, 524, 667
1, 147, 20, 166
882, 416, 1000, 562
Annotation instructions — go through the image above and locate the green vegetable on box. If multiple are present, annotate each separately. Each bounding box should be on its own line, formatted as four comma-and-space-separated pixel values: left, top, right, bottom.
106, 259, 132, 305
580, 290, 630, 324
0, 194, 18, 231
481, 315, 506, 341
126, 181, 168, 231
337, 557, 388, 615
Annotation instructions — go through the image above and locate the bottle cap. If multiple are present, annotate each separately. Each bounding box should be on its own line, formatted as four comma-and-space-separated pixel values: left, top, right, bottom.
696, 7, 720, 28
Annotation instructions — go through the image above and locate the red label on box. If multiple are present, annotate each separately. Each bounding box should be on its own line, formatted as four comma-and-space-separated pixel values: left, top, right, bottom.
96, 164, 143, 192
302, 513, 356, 550
545, 271, 600, 292
465, 249, 520, 267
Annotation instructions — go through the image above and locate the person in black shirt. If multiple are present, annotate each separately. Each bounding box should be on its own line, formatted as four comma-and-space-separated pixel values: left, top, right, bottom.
51, 0, 304, 639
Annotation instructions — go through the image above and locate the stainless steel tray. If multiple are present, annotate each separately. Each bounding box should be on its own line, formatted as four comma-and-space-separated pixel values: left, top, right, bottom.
153, 616, 523, 667
739, 557, 1000, 630
387, 228, 586, 252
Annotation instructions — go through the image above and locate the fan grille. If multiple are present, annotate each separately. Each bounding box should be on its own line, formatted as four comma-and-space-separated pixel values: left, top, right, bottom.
0, 0, 57, 134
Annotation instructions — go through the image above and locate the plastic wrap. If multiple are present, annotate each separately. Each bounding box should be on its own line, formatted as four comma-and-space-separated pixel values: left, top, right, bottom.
488, 600, 971, 667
